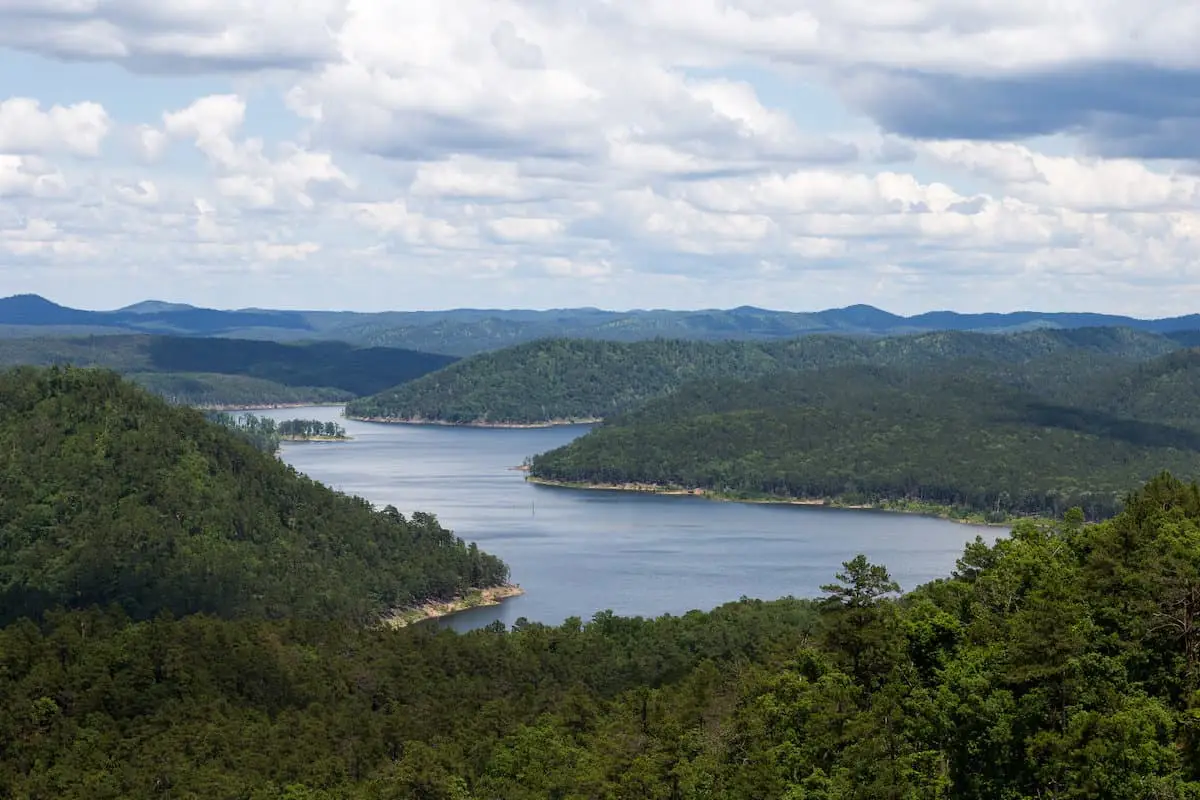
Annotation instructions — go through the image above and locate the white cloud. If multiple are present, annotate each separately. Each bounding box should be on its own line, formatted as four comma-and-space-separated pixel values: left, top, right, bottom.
1, 0, 1200, 314
922, 141, 1200, 212
255, 241, 320, 261
602, 0, 1200, 74
0, 0, 348, 70
162, 94, 246, 152
158, 94, 352, 209
349, 200, 472, 248
113, 179, 159, 206
5, 0, 1198, 77
487, 216, 563, 242
410, 156, 524, 200
0, 97, 110, 156
134, 125, 169, 162
0, 155, 69, 197
1, 217, 98, 258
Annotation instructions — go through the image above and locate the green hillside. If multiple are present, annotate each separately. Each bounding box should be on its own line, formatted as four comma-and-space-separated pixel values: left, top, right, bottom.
529, 356, 1200, 520
8, 477, 1200, 796
11, 293, 1200, 355
0, 335, 456, 406
0, 366, 508, 625
347, 327, 1182, 425
127, 372, 352, 407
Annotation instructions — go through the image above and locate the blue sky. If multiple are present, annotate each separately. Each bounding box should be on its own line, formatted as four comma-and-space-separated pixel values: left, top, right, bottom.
0, 1, 1198, 315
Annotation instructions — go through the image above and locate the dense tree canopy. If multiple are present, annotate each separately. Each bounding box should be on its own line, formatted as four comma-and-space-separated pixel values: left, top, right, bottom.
7, 476, 1200, 797
206, 411, 283, 453
0, 334, 456, 406
0, 366, 508, 625
276, 418, 348, 440
130, 371, 351, 407
11, 352, 1200, 796
348, 327, 1182, 425
530, 359, 1200, 520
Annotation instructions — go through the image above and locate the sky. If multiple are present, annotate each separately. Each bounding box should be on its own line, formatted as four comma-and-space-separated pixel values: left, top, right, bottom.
0, 2, 1198, 315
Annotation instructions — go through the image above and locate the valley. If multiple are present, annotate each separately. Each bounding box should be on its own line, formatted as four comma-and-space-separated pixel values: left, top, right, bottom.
5, 301, 1200, 797
8, 1, 1197, 791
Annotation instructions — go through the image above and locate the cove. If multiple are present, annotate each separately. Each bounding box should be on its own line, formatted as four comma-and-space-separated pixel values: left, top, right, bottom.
252, 406, 1006, 631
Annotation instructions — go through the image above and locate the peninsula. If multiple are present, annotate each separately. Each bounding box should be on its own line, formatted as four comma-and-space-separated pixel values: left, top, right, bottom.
347, 327, 1188, 427
527, 355, 1200, 522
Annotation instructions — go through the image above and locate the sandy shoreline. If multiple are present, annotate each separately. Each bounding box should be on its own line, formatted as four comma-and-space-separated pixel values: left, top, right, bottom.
382, 584, 525, 628
526, 477, 1009, 527
346, 415, 601, 429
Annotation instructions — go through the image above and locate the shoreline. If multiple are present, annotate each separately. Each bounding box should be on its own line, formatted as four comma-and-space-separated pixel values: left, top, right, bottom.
345, 415, 601, 429
382, 584, 525, 628
195, 401, 349, 412
526, 477, 1012, 527
279, 435, 353, 443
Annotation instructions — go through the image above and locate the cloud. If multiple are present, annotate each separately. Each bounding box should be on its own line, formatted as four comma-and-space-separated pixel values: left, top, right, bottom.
409, 156, 524, 200
487, 216, 564, 243
2, 1, 1198, 160
255, 241, 320, 261
0, 97, 110, 156
157, 94, 353, 208
1, 217, 97, 258
0, 0, 347, 71
348, 200, 472, 248
113, 179, 159, 206
922, 140, 1200, 211
839, 64, 1200, 158
276, 2, 862, 176
162, 93, 246, 149
2, 0, 1200, 315
134, 125, 169, 162
0, 155, 69, 197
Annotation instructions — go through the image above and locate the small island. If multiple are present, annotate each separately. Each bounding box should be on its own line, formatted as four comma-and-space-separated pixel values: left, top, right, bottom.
205, 412, 350, 454
277, 418, 350, 442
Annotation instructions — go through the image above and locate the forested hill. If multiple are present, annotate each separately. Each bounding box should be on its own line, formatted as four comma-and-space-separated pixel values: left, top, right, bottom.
9, 476, 1200, 796
7, 292, 1200, 355
529, 354, 1200, 520
0, 366, 508, 625
0, 334, 456, 406
347, 327, 1182, 425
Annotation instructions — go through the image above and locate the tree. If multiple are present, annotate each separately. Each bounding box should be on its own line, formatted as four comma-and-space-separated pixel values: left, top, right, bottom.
821, 554, 901, 608
820, 555, 903, 690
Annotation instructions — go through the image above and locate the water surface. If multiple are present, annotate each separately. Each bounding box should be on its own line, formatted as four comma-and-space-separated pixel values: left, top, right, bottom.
252, 406, 1003, 630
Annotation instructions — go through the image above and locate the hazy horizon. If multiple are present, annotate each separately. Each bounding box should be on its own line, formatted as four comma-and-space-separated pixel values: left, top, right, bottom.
4, 291, 1197, 321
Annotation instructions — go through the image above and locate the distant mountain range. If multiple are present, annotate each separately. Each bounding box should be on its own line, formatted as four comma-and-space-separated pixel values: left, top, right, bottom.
3, 294, 1199, 356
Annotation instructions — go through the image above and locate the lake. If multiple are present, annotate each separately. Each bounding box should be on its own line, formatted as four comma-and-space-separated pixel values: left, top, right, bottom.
252, 406, 1004, 631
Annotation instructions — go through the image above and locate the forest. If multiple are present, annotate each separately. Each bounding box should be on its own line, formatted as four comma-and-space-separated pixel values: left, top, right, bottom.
0, 366, 509, 626
278, 418, 348, 440
7, 474, 1200, 797
131, 372, 352, 408
528, 352, 1200, 521
0, 334, 455, 407
347, 327, 1187, 425
206, 411, 285, 453
8, 292, 1200, 355
204, 413, 348, 451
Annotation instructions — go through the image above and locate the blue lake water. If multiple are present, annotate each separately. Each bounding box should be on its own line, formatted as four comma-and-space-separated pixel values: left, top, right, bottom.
253, 406, 1004, 631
